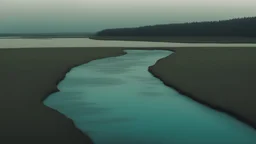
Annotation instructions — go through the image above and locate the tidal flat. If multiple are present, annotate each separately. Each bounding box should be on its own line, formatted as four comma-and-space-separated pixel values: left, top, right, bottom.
1, 38, 256, 143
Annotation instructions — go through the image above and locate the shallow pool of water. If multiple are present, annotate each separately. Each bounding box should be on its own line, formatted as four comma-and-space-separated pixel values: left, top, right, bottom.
44, 50, 256, 144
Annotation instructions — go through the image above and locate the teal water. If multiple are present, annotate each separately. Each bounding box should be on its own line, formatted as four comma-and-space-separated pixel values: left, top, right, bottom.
44, 50, 256, 144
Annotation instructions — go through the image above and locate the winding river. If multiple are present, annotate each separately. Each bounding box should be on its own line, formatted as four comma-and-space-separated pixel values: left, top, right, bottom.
44, 50, 256, 144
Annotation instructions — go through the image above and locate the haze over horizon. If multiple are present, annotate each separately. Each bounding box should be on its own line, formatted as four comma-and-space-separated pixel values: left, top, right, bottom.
0, 0, 256, 33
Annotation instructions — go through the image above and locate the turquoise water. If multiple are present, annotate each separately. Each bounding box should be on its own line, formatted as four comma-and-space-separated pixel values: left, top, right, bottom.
44, 50, 256, 144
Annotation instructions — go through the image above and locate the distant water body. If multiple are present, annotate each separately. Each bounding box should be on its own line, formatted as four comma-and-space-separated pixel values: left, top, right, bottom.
44, 50, 256, 144
1, 38, 256, 48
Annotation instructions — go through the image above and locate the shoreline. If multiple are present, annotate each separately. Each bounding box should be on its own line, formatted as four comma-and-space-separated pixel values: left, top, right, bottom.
148, 47, 256, 130
148, 64, 256, 130
40, 50, 127, 102
0, 48, 125, 144
41, 50, 128, 144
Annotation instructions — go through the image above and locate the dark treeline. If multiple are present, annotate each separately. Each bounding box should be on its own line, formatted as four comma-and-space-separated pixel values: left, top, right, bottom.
96, 17, 256, 37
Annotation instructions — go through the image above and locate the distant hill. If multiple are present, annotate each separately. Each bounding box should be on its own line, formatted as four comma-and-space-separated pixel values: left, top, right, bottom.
0, 32, 94, 38
96, 17, 256, 37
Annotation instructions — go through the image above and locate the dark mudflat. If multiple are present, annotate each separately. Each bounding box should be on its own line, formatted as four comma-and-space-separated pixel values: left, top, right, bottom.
0, 48, 124, 144
149, 47, 256, 129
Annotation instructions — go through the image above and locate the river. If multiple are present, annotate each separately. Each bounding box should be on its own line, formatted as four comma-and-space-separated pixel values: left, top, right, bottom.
44, 50, 256, 144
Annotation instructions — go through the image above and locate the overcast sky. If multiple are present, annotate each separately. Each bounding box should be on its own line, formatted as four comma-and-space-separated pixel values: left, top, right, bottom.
0, 0, 255, 33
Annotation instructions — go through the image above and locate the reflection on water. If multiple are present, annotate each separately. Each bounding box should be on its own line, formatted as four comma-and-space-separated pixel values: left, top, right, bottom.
44, 50, 256, 144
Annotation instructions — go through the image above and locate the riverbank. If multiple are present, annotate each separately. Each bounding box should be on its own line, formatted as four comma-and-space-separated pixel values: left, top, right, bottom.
148, 47, 256, 129
0, 48, 125, 144
90, 36, 256, 43
1, 47, 256, 143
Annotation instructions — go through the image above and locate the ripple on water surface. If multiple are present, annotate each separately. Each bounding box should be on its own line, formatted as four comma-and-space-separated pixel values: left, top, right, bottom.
44, 50, 256, 144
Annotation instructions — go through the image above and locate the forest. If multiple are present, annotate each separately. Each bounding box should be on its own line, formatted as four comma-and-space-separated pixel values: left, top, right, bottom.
96, 17, 256, 37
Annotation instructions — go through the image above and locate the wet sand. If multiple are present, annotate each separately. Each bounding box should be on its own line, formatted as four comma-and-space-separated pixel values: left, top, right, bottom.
1, 47, 256, 143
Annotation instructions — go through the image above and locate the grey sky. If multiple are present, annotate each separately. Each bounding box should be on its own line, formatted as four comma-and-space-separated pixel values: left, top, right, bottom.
0, 0, 255, 33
